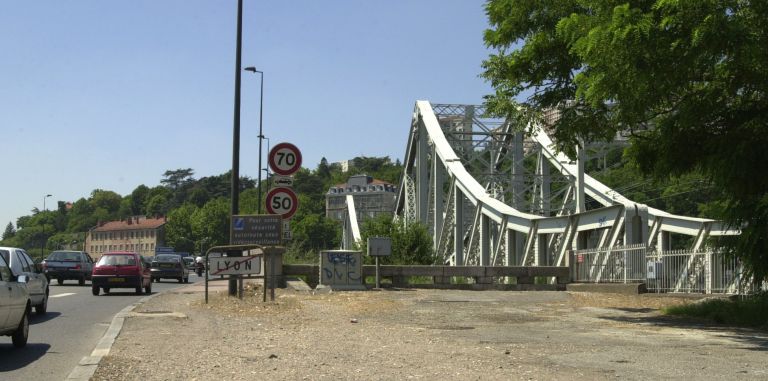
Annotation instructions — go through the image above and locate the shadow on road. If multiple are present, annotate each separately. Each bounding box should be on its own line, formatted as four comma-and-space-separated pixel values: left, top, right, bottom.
598, 311, 768, 351
30, 311, 61, 325
97, 291, 153, 296
0, 343, 51, 370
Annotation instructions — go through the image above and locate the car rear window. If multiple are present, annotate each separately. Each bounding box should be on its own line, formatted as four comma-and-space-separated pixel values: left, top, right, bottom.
48, 252, 81, 261
97, 254, 137, 266
155, 255, 181, 262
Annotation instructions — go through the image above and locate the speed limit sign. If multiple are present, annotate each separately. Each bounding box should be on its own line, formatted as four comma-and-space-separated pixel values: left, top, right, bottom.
268, 142, 302, 176
265, 187, 299, 219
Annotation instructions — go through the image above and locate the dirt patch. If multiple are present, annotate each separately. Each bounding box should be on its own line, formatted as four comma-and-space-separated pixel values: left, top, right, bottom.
92, 287, 768, 380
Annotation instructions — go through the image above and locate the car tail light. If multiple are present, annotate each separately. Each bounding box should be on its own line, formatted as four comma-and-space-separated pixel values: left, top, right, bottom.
42, 262, 47, 270
73, 264, 81, 270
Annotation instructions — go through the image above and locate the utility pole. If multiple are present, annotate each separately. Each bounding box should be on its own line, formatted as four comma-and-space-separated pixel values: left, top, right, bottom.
229, 0, 244, 296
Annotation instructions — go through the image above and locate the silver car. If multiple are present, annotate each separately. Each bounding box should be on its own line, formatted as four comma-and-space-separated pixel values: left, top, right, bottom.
0, 247, 49, 314
0, 252, 31, 348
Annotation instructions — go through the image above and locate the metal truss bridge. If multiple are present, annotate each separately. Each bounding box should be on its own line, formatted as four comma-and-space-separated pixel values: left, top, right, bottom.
342, 101, 737, 270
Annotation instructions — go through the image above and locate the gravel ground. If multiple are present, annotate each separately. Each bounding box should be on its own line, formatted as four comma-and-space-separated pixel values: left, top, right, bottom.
92, 286, 768, 380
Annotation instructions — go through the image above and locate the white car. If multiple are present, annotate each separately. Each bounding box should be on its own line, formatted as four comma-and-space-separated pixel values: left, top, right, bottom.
0, 247, 49, 314
0, 252, 30, 348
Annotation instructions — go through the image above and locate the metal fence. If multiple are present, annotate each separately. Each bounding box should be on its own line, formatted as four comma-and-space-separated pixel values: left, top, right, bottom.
572, 245, 746, 294
572, 244, 647, 284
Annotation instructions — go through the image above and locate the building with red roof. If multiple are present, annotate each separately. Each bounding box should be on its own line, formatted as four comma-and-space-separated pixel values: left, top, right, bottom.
84, 216, 167, 258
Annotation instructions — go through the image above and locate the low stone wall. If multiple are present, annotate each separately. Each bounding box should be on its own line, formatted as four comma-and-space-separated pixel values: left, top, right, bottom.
282, 264, 569, 291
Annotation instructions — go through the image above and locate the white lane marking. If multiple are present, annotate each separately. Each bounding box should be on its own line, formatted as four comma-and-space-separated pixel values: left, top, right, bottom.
50, 293, 76, 298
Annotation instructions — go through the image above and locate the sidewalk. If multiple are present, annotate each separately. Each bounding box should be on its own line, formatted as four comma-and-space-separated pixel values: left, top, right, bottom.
66, 278, 264, 381
82, 281, 768, 380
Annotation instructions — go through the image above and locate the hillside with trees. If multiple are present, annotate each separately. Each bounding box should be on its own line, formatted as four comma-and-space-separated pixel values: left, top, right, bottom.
0, 156, 406, 263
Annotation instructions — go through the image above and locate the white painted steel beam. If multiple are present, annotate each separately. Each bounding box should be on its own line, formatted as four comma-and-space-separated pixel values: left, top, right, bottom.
391, 101, 736, 269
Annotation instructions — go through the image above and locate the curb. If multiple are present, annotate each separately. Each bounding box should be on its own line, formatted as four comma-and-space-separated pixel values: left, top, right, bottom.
65, 290, 163, 380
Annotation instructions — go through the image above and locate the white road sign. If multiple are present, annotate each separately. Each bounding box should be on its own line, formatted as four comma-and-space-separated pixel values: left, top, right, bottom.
209, 256, 262, 275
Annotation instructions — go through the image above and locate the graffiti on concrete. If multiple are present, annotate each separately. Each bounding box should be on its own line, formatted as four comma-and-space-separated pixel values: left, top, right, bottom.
321, 251, 362, 285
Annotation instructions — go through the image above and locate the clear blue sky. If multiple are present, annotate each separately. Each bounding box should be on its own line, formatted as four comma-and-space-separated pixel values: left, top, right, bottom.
1, 1, 495, 227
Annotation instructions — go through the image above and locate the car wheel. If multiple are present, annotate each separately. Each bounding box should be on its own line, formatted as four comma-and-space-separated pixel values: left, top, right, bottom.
92, 286, 100, 296
104, 288, 110, 294
178, 277, 183, 283
36, 288, 49, 314
145, 282, 152, 294
78, 276, 85, 286
135, 286, 143, 295
57, 278, 64, 286
184, 276, 189, 283
11, 309, 29, 348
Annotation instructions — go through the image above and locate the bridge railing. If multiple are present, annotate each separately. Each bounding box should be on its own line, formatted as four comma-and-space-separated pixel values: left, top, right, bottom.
572, 246, 747, 294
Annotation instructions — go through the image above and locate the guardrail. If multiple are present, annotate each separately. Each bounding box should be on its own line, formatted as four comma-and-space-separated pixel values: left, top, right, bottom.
283, 264, 569, 290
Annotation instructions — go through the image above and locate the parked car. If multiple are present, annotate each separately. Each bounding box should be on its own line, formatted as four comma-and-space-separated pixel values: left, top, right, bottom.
42, 250, 94, 286
0, 253, 31, 348
91, 252, 151, 296
182, 256, 195, 272
0, 247, 49, 314
150, 254, 190, 283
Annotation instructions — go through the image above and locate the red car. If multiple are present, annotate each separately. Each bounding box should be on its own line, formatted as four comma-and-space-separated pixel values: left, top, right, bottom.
91, 252, 152, 296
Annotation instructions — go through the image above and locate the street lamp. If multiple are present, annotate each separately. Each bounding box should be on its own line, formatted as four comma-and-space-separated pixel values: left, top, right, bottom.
244, 66, 265, 214
41, 194, 52, 261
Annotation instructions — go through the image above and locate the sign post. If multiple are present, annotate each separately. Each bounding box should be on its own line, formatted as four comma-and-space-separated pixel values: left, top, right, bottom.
367, 237, 392, 289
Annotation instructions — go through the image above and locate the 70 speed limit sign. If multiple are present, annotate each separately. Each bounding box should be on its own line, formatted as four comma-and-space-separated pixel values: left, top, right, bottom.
268, 142, 302, 176
266, 187, 299, 219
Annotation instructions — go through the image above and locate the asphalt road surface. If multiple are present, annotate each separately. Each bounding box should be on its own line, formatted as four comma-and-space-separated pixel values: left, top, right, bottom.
0, 274, 204, 381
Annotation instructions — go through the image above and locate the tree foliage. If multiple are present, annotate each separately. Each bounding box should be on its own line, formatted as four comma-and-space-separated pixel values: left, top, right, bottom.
482, 0, 768, 279
3, 222, 15, 240
358, 214, 435, 265
0, 156, 403, 261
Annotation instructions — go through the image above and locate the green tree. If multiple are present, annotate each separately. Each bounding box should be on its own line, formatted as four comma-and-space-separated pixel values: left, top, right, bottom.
482, 0, 768, 279
129, 185, 150, 215
90, 189, 122, 215
165, 204, 198, 252
359, 214, 435, 265
2, 222, 15, 240
161, 168, 195, 190
190, 198, 230, 248
67, 198, 96, 233
291, 214, 340, 253
146, 193, 170, 217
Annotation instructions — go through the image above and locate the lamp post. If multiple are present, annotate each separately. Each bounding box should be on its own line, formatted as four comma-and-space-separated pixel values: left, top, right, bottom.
244, 66, 265, 214
41, 194, 52, 261
229, 0, 244, 297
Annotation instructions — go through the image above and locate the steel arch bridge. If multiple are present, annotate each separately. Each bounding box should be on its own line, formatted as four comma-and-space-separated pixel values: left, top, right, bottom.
342, 101, 736, 268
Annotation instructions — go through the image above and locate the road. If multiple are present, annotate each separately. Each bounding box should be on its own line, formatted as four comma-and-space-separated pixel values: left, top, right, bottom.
0, 274, 204, 381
